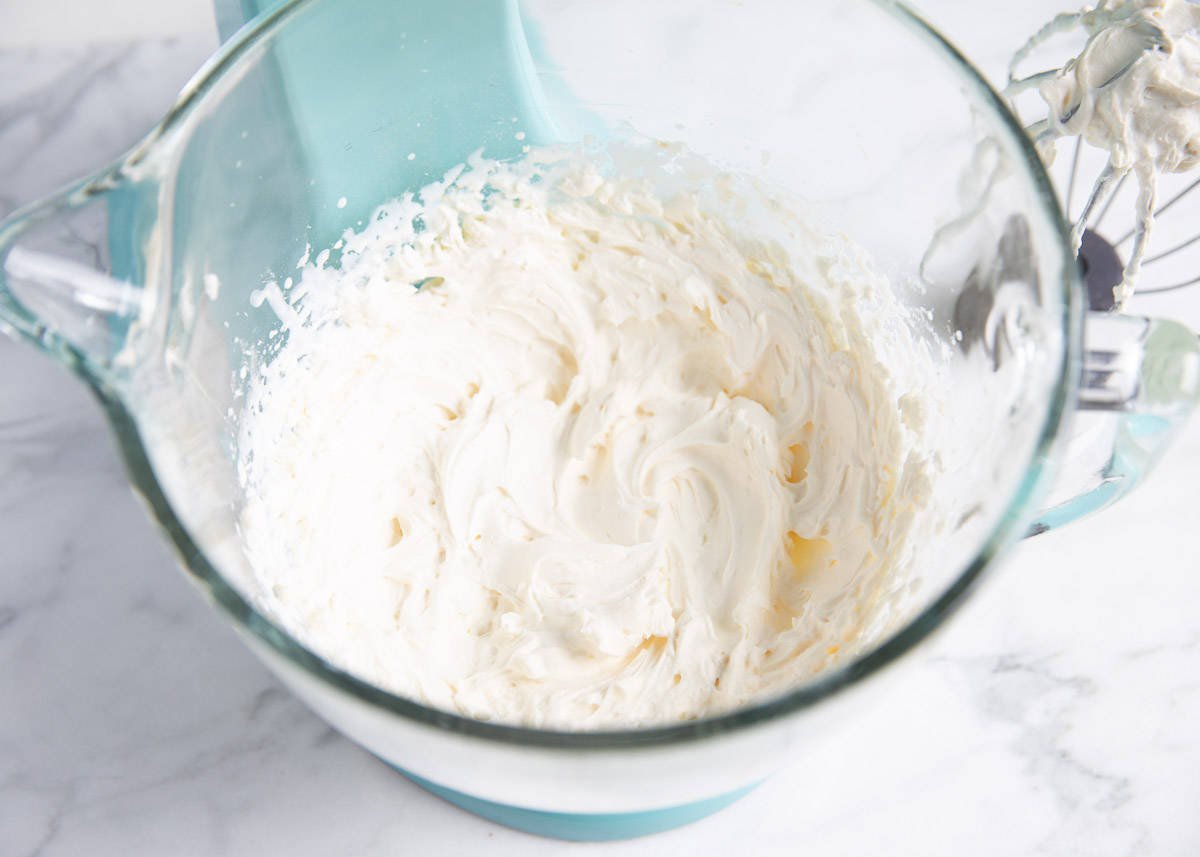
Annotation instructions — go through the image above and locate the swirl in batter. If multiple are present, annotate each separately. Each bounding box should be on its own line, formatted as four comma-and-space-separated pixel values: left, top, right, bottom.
239, 146, 933, 728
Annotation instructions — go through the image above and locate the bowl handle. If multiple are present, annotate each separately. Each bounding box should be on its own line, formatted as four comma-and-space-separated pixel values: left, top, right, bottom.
1029, 312, 1200, 535
0, 169, 147, 379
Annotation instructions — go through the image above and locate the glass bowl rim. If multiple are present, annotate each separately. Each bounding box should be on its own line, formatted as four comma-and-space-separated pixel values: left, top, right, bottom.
84, 0, 1082, 750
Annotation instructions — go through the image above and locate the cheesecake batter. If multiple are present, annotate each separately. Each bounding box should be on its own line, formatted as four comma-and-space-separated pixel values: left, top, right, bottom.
238, 146, 934, 729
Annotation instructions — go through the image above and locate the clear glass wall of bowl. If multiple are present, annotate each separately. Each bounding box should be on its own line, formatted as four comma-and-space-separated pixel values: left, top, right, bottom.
0, 0, 1073, 827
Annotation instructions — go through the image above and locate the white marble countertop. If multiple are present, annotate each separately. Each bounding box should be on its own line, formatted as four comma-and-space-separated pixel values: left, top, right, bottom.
2, 2, 1198, 855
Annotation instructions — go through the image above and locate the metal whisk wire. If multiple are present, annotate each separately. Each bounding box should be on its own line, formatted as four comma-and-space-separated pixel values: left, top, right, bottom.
1006, 0, 1200, 309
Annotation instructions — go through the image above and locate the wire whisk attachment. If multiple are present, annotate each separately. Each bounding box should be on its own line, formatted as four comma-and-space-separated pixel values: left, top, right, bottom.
1007, 0, 1200, 310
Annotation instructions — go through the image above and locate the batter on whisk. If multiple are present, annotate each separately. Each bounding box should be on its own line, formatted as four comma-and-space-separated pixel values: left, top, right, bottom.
1009, 0, 1200, 305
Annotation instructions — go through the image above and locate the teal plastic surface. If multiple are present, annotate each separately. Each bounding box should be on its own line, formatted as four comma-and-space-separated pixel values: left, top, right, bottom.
113, 0, 577, 282
1029, 413, 1170, 534
394, 765, 760, 841
210, 0, 556, 248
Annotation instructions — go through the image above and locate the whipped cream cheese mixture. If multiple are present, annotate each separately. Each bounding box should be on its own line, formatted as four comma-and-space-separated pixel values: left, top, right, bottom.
238, 145, 937, 729
1010, 0, 1200, 305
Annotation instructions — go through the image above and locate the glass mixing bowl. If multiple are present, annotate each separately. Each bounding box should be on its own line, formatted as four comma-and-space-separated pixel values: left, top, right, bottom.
1, 0, 1196, 841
